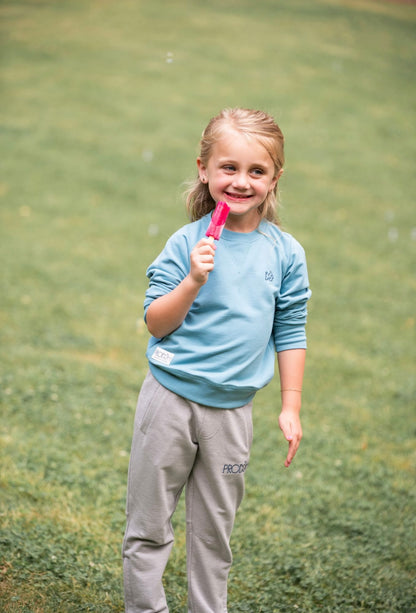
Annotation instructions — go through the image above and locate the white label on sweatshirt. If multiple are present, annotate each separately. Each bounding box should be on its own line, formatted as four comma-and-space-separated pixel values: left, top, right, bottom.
151, 346, 175, 366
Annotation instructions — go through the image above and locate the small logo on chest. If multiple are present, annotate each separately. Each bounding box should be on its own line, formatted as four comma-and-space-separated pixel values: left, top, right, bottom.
264, 270, 274, 282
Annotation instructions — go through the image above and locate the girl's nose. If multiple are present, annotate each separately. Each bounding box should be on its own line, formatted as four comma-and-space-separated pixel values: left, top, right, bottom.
232, 173, 250, 189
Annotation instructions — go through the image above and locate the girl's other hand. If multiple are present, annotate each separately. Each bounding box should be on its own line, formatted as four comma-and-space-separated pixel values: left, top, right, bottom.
278, 407, 303, 468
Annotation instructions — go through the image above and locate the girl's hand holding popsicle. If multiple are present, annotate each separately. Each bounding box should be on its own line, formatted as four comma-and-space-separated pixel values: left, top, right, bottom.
190, 201, 231, 286
189, 239, 216, 286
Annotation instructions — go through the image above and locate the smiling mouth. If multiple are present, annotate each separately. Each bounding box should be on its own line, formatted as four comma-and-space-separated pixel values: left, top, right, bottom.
225, 191, 252, 200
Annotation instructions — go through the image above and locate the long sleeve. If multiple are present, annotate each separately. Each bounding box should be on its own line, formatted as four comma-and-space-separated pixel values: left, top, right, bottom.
273, 238, 311, 352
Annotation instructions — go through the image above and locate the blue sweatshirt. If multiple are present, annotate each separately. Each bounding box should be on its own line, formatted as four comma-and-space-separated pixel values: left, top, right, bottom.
144, 214, 311, 409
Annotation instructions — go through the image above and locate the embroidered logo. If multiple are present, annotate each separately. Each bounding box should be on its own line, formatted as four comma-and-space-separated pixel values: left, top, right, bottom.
265, 270, 274, 282
222, 462, 249, 475
152, 346, 174, 366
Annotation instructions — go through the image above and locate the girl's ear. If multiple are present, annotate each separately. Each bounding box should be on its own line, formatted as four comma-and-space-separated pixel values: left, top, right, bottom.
197, 158, 207, 183
269, 168, 284, 192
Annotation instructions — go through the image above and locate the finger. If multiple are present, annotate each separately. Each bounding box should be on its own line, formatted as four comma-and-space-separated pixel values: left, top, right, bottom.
200, 252, 215, 262
285, 436, 300, 468
285, 442, 295, 467
196, 249, 216, 262
200, 238, 217, 251
191, 250, 215, 269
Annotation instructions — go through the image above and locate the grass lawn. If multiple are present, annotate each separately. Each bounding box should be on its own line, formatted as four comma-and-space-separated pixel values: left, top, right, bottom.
1, 0, 415, 611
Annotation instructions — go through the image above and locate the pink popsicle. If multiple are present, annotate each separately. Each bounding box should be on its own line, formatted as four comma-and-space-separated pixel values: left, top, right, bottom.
205, 201, 230, 241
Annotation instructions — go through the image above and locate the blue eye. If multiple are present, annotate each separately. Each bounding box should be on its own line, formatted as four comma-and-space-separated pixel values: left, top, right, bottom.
251, 168, 264, 176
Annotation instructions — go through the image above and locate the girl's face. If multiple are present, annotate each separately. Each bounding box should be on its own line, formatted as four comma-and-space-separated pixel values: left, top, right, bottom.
197, 128, 282, 232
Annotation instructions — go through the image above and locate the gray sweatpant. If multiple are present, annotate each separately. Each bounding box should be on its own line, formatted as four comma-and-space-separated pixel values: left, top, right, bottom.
122, 371, 253, 613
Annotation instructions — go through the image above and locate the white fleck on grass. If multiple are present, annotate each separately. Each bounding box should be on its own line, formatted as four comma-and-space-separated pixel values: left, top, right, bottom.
388, 227, 398, 242
142, 150, 154, 162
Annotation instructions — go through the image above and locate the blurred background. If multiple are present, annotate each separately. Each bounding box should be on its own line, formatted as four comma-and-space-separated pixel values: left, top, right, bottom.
1, 1, 415, 611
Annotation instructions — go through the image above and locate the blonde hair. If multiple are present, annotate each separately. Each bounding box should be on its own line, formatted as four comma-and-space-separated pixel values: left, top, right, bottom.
185, 108, 285, 226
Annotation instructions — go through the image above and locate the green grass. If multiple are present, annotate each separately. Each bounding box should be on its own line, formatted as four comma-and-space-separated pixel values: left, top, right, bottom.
1, 0, 415, 611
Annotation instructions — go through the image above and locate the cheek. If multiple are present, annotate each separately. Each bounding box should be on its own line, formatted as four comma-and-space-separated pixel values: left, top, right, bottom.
210, 173, 229, 187
266, 178, 278, 193
257, 179, 274, 193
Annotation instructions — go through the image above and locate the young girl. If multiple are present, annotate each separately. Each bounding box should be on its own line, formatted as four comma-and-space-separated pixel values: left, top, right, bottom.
122, 108, 311, 613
